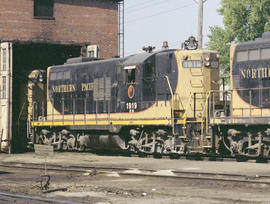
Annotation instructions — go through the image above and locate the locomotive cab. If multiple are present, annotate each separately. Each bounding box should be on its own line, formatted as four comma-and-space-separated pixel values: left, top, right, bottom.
27, 70, 47, 146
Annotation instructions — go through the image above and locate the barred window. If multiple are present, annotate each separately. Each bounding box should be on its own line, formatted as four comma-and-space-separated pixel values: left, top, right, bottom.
34, 0, 54, 18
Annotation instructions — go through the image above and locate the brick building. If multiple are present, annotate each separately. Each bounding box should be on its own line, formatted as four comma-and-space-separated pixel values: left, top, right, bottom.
0, 0, 121, 152
0, 0, 119, 58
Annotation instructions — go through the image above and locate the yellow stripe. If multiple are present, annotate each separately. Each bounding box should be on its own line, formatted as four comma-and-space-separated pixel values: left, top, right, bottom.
31, 119, 172, 127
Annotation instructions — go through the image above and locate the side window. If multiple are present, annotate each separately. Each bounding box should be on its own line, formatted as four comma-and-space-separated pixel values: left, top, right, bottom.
143, 61, 156, 101
261, 48, 270, 60
50, 72, 57, 80
124, 66, 136, 84
63, 71, 71, 80
34, 0, 54, 18
167, 53, 173, 73
116, 65, 122, 81
56, 72, 63, 80
236, 51, 248, 62
143, 62, 153, 78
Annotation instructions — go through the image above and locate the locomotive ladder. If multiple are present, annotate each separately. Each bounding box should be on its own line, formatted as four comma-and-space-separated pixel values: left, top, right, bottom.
180, 91, 212, 149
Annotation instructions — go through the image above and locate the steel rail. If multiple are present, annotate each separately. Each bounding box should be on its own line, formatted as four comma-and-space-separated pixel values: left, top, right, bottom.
0, 191, 82, 204
1, 162, 270, 186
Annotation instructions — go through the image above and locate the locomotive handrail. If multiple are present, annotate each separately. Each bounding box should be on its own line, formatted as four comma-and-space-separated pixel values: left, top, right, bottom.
200, 91, 211, 146
164, 75, 175, 135
207, 87, 270, 121
182, 93, 194, 124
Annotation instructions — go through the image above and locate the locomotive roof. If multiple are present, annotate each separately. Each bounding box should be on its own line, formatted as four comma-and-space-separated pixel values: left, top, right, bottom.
50, 49, 177, 71
123, 49, 176, 66
236, 32, 270, 51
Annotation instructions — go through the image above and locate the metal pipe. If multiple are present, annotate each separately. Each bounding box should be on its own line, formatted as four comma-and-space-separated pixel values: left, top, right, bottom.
73, 98, 75, 126
62, 97, 64, 126
257, 132, 262, 157
249, 89, 252, 117
212, 91, 215, 118
224, 91, 227, 116
248, 132, 252, 156
164, 75, 175, 135
193, 92, 196, 118
84, 98, 86, 125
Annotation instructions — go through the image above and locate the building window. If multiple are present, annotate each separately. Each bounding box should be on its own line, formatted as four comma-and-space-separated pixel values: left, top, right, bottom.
88, 51, 96, 58
2, 76, 6, 99
34, 0, 54, 18
87, 45, 100, 58
2, 48, 6, 71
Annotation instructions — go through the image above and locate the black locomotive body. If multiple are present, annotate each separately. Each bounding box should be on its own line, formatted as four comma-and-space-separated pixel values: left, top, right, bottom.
48, 51, 178, 116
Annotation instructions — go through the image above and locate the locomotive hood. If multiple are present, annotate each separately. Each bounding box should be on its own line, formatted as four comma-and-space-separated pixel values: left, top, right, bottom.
122, 49, 176, 67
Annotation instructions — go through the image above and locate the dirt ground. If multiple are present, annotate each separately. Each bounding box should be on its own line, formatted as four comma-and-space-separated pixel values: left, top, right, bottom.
1, 152, 270, 203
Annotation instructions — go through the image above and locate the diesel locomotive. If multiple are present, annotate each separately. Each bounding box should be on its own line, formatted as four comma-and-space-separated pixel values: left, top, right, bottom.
27, 37, 220, 155
210, 32, 270, 159
27, 33, 270, 159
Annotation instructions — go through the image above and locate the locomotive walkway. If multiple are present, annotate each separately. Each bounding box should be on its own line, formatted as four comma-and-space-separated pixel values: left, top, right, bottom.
0, 152, 270, 177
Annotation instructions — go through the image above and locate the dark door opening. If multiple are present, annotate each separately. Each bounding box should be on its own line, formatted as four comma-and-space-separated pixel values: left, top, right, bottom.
12, 43, 81, 152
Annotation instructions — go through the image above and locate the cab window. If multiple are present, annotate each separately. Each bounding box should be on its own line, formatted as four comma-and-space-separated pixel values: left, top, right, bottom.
124, 65, 136, 84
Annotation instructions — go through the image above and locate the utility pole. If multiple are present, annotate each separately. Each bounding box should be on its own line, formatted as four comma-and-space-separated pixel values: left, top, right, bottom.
118, 1, 124, 57
194, 0, 206, 49
197, 0, 203, 49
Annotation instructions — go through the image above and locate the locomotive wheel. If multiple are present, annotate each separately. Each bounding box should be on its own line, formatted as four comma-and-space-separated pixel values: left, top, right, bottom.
137, 132, 164, 154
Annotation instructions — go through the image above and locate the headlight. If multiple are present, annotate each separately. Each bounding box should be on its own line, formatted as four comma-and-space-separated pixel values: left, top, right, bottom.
205, 61, 211, 67
205, 56, 210, 61
38, 73, 43, 82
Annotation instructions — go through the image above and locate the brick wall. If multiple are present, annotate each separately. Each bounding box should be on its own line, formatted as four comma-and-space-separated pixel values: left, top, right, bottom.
0, 0, 118, 58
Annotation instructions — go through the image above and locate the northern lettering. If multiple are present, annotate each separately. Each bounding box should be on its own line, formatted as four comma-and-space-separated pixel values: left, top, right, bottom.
52, 84, 75, 93
240, 66, 270, 79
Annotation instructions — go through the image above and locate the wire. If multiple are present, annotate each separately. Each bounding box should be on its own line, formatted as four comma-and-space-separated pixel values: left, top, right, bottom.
125, 0, 153, 11
125, 2, 195, 24
125, 0, 175, 13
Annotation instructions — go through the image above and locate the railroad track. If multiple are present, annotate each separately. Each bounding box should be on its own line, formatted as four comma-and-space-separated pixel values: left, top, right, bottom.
0, 191, 82, 204
85, 150, 269, 163
1, 161, 270, 185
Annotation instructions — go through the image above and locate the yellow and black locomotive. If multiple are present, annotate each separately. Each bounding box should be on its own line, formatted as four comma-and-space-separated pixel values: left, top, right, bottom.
27, 37, 220, 155
27, 33, 270, 159
210, 32, 270, 159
